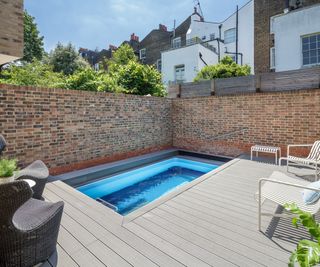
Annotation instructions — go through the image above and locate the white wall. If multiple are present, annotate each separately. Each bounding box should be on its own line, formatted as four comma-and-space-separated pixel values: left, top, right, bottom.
272, 4, 320, 72
187, 17, 220, 42
161, 44, 218, 84
221, 0, 254, 72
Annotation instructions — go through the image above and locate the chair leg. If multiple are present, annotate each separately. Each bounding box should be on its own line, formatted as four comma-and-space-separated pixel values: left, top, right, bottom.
258, 180, 262, 232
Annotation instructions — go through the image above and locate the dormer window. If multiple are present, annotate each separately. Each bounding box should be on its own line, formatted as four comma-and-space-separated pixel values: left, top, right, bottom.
139, 48, 146, 60
172, 37, 181, 49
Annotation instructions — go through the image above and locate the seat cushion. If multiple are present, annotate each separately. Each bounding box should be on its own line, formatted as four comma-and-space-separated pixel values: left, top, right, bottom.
13, 199, 60, 231
303, 181, 320, 205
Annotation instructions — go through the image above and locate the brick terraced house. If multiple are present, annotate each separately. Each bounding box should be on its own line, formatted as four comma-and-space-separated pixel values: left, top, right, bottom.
0, 0, 24, 66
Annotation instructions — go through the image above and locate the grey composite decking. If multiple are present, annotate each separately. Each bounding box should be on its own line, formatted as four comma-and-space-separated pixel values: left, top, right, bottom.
42, 158, 314, 267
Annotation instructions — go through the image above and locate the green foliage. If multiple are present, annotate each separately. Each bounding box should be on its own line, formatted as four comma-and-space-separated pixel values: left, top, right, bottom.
0, 60, 65, 88
194, 56, 251, 82
0, 159, 18, 178
0, 43, 165, 96
23, 11, 45, 62
114, 60, 166, 96
64, 68, 120, 92
107, 44, 137, 72
285, 203, 320, 267
48, 42, 89, 75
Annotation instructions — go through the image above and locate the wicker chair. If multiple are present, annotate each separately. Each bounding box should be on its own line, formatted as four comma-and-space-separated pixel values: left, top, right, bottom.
15, 160, 49, 200
0, 180, 64, 267
0, 134, 6, 156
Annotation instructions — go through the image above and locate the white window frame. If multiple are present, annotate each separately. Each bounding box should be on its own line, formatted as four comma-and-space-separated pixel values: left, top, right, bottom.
301, 32, 320, 67
174, 64, 185, 83
156, 59, 162, 72
172, 37, 182, 49
224, 28, 236, 44
139, 48, 146, 60
270, 47, 276, 69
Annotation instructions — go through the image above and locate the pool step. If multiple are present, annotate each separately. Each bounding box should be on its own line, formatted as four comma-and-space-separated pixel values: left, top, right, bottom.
96, 198, 118, 212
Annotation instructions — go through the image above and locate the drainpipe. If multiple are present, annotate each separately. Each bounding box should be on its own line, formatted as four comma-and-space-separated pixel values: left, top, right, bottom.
235, 5, 239, 64
199, 52, 208, 66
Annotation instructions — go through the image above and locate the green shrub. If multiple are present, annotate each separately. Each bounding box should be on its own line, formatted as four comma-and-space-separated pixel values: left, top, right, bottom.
114, 60, 166, 97
0, 60, 65, 88
0, 159, 18, 178
194, 56, 251, 82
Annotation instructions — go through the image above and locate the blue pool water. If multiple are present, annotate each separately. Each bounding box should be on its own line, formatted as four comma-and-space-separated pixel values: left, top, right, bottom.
78, 158, 218, 215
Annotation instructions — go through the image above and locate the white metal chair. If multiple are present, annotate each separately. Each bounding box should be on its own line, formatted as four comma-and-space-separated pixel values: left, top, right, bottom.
279, 141, 320, 181
257, 171, 320, 232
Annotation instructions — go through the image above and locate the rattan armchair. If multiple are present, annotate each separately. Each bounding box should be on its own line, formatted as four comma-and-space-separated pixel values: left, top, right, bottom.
0, 181, 64, 267
15, 160, 50, 200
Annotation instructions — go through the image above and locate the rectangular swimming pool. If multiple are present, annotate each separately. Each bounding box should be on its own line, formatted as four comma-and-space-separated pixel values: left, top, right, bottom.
78, 157, 218, 215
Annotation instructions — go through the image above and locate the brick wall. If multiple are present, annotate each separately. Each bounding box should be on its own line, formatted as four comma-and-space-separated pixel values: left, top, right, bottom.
1, 84, 320, 174
0, 0, 24, 63
0, 84, 172, 174
254, 0, 319, 74
172, 90, 320, 157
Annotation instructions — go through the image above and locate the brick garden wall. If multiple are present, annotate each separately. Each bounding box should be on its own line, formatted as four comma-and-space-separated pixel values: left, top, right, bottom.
0, 84, 172, 174
1, 84, 320, 174
172, 89, 320, 157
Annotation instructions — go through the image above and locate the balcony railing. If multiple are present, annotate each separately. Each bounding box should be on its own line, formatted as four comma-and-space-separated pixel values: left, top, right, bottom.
170, 37, 218, 55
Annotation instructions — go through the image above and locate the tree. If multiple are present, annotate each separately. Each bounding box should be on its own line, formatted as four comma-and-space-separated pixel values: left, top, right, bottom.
48, 42, 89, 75
114, 60, 166, 97
23, 11, 45, 62
107, 44, 137, 70
63, 68, 119, 92
194, 56, 251, 82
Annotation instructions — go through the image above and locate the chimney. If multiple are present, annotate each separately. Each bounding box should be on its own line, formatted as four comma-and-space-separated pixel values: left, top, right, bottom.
130, 33, 139, 42
159, 24, 168, 32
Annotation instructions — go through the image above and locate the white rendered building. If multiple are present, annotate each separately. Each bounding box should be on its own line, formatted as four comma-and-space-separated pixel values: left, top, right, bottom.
161, 1, 254, 85
270, 3, 320, 72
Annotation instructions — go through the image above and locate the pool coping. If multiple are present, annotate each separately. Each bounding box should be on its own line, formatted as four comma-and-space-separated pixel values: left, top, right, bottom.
49, 149, 236, 224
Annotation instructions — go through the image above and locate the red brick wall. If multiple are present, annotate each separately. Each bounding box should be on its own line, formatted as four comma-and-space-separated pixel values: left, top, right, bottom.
0, 84, 173, 174
172, 90, 320, 157
1, 84, 319, 174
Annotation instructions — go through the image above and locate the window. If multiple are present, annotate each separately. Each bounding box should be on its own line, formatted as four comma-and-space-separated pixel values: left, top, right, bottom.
156, 59, 162, 72
210, 33, 215, 40
270, 47, 275, 69
224, 28, 236, 44
139, 48, 146, 60
172, 37, 181, 49
302, 33, 320, 66
175, 65, 185, 83
202, 35, 206, 41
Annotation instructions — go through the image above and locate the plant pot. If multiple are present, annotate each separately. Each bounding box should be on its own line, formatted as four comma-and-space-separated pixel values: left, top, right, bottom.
0, 176, 15, 184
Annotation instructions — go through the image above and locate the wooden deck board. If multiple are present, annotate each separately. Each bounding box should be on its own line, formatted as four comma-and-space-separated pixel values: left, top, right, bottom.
42, 158, 311, 267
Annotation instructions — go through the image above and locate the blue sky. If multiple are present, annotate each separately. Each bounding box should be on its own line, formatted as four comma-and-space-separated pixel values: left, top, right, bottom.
24, 0, 249, 52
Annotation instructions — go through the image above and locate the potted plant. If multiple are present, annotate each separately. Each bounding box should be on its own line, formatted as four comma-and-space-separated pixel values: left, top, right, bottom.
0, 159, 18, 184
